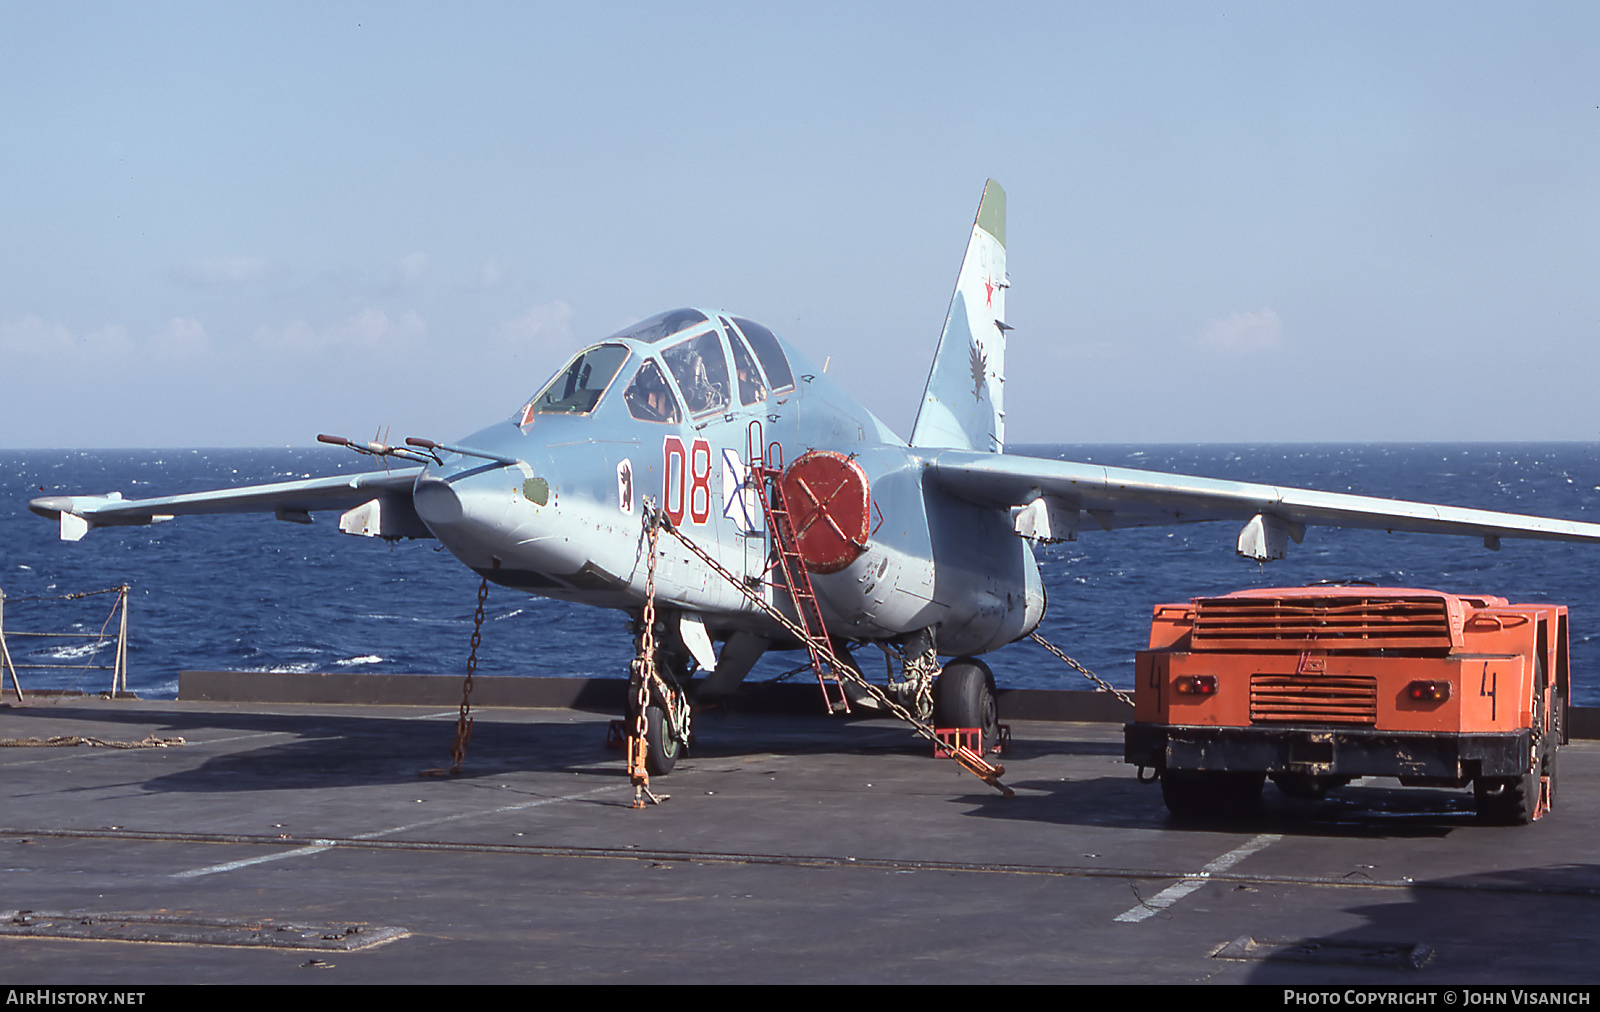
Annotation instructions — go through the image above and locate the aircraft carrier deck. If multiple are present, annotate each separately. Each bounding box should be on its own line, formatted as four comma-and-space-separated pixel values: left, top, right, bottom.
3, 673, 1599, 986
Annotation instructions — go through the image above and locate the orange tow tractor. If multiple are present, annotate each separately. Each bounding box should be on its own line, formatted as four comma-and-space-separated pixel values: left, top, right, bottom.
1123, 587, 1567, 824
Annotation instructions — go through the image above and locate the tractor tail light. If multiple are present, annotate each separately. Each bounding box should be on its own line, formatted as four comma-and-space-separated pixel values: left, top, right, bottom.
1175, 675, 1217, 696
1407, 680, 1451, 703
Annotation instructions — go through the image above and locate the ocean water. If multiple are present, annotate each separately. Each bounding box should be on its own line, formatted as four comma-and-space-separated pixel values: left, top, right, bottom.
3, 443, 1599, 705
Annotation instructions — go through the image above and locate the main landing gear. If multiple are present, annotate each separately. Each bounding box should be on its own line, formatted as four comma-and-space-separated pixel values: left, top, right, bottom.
932, 657, 1000, 753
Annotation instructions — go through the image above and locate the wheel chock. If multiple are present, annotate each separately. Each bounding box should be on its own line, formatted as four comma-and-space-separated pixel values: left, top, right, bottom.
934, 725, 1011, 757
934, 727, 980, 757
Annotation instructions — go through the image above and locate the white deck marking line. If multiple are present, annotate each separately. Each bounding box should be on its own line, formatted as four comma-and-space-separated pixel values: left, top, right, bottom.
192, 731, 302, 745
346, 784, 630, 842
170, 841, 338, 878
170, 784, 627, 879
1114, 833, 1283, 923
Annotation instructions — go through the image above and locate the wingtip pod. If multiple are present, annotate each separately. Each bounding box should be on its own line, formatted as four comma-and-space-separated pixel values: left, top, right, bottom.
27, 495, 72, 521
910, 180, 1009, 453
29, 493, 175, 540
30, 495, 95, 541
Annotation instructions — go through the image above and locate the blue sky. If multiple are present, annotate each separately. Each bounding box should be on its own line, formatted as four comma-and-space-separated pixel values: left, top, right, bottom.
2, 3, 1597, 447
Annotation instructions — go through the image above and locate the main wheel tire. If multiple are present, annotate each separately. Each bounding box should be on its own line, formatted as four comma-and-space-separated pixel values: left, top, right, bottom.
933, 658, 999, 751
645, 701, 681, 776
1160, 770, 1265, 818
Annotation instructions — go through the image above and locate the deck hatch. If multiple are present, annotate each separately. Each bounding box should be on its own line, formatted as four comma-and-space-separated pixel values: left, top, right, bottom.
1214, 934, 1435, 970
0, 909, 408, 950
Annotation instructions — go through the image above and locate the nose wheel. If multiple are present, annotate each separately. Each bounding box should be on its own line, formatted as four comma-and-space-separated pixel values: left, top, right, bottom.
644, 699, 683, 775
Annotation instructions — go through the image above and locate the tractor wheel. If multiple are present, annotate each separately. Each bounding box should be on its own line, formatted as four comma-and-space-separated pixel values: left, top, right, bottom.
1477, 710, 1561, 825
1475, 770, 1538, 825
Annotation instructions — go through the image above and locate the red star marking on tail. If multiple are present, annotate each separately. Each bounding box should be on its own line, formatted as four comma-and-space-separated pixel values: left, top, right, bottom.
983, 275, 995, 307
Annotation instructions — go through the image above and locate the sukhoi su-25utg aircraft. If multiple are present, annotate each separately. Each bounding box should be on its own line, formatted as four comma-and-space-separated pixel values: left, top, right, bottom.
31, 181, 1600, 775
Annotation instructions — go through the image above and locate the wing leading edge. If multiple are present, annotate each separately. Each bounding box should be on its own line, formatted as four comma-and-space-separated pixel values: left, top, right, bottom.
925, 450, 1600, 560
28, 468, 428, 542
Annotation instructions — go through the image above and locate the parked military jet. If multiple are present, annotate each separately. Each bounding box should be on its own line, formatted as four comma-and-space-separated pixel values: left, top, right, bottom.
30, 180, 1600, 771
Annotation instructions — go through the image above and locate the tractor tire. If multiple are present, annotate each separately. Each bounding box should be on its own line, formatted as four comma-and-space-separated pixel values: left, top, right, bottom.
1475, 769, 1539, 826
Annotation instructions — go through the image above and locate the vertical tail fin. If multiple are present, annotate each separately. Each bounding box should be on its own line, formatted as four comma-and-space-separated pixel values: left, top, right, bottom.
910, 179, 1008, 452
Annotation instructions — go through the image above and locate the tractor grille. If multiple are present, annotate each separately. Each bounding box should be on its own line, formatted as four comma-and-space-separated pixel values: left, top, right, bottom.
1193, 595, 1453, 652
1250, 674, 1379, 725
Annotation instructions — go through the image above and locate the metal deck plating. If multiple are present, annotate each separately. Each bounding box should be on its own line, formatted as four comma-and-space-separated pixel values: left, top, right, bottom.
2, 678, 1599, 985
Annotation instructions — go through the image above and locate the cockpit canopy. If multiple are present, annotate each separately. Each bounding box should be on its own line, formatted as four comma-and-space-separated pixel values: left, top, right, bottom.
660, 329, 730, 416
623, 360, 680, 424
605, 308, 708, 344
523, 343, 629, 417
520, 309, 795, 426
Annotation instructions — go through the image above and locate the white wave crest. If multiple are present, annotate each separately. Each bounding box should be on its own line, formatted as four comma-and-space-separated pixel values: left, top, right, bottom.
46, 642, 109, 660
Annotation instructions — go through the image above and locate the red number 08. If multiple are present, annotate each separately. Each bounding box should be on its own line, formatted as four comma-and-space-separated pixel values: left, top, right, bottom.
663, 436, 713, 526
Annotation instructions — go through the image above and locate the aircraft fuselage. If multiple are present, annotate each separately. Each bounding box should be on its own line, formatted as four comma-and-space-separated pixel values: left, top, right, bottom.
409, 309, 1045, 659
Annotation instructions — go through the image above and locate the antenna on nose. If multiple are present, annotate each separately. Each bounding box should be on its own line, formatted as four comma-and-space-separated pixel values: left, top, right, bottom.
317, 433, 439, 464
404, 437, 524, 467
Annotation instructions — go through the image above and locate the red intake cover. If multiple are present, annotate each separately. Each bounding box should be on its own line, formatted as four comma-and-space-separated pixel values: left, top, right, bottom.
780, 451, 871, 575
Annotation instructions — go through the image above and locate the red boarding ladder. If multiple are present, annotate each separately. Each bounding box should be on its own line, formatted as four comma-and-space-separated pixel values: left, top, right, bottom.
747, 422, 851, 714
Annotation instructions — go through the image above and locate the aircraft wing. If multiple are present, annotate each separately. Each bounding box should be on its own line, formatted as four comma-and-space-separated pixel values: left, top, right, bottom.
28, 467, 429, 541
925, 450, 1600, 559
